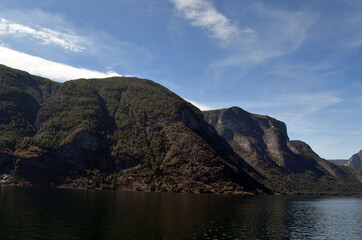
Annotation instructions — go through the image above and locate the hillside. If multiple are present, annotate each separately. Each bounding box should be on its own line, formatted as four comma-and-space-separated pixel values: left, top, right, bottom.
0, 65, 60, 149
346, 150, 362, 170
0, 65, 60, 174
1, 65, 361, 195
0, 65, 267, 194
203, 107, 362, 194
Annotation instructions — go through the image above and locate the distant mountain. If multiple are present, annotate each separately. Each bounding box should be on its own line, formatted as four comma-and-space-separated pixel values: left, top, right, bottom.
346, 150, 362, 170
327, 159, 348, 166
0, 64, 267, 194
203, 107, 362, 194
1, 65, 361, 195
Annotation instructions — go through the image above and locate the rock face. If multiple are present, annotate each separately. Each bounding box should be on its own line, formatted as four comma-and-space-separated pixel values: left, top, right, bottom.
346, 150, 362, 170
203, 107, 362, 194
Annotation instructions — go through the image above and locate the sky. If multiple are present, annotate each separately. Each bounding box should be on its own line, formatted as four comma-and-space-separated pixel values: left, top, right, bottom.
0, 0, 361, 159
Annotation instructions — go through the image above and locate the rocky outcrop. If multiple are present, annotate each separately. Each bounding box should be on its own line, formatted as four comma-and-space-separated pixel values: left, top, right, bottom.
203, 107, 316, 173
346, 150, 362, 170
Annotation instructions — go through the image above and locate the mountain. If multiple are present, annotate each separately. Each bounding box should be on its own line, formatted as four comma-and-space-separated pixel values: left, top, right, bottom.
0, 64, 268, 194
203, 107, 362, 194
346, 150, 362, 170
327, 159, 348, 166
1, 65, 361, 195
0, 64, 60, 176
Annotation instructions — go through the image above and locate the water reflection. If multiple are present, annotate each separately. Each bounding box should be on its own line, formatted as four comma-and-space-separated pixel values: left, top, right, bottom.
0, 186, 361, 240
192, 196, 292, 240
287, 198, 362, 240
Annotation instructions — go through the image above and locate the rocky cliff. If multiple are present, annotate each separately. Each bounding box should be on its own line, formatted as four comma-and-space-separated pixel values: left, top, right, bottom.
346, 150, 362, 170
203, 107, 362, 194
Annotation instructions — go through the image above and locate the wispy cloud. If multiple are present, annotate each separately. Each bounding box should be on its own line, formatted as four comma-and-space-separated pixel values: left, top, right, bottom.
170, 0, 254, 42
0, 46, 121, 82
241, 91, 342, 133
0, 18, 84, 52
243, 93, 341, 113
171, 0, 312, 63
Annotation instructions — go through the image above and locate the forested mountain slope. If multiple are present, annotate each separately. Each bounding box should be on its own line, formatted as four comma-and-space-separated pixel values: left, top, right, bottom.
0, 65, 267, 194
1, 65, 361, 195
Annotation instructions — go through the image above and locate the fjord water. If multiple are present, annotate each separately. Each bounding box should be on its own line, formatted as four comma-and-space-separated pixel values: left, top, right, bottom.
0, 186, 361, 240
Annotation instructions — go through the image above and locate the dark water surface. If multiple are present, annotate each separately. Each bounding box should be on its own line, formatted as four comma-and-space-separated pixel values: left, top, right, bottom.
0, 186, 361, 240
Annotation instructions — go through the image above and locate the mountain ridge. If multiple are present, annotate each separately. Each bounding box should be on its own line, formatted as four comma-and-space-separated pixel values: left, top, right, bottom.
1, 65, 361, 195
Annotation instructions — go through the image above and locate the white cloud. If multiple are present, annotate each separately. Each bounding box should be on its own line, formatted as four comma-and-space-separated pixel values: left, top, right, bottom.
0, 8, 153, 79
0, 18, 84, 52
217, 6, 312, 67
170, 0, 252, 42
185, 98, 214, 111
0, 46, 121, 82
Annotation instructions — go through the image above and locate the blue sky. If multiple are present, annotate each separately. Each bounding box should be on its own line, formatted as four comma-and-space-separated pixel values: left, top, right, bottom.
0, 0, 361, 159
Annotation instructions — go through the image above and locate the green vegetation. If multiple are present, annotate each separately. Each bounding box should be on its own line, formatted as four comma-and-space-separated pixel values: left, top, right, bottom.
1, 65, 360, 195
0, 65, 267, 194
0, 65, 60, 149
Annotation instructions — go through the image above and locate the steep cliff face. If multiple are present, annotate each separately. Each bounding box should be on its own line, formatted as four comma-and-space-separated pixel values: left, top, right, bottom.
346, 150, 362, 170
204, 107, 315, 173
203, 107, 362, 194
0, 65, 267, 194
